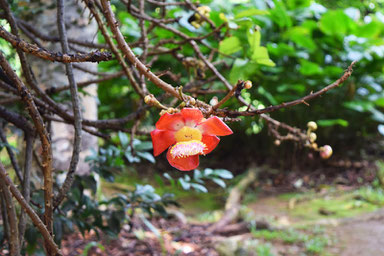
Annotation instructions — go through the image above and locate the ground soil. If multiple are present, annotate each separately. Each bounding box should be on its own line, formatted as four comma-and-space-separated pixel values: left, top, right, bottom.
58, 197, 384, 256
330, 209, 384, 256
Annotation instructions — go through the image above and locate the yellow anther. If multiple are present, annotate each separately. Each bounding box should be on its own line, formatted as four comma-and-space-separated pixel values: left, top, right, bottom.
174, 126, 202, 142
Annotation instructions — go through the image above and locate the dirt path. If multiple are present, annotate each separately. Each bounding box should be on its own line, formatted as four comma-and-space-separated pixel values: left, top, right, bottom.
331, 209, 384, 256
248, 194, 384, 255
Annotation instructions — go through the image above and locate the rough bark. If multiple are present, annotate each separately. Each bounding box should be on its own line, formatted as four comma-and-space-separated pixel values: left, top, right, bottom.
26, 0, 98, 176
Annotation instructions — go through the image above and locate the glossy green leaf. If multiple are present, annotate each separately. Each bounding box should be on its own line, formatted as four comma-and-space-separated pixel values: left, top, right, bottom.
191, 183, 208, 193
212, 178, 226, 188
319, 10, 354, 36
247, 29, 261, 54
213, 169, 234, 179
235, 8, 269, 19
251, 46, 276, 66
219, 36, 242, 55
317, 119, 349, 127
284, 27, 316, 51
269, 0, 292, 28
299, 60, 323, 75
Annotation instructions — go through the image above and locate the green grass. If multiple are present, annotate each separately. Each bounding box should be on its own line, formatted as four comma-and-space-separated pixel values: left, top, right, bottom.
290, 194, 378, 221
251, 227, 331, 255
256, 243, 274, 256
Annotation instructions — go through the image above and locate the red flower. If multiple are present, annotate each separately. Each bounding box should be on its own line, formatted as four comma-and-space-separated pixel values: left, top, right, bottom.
151, 108, 233, 171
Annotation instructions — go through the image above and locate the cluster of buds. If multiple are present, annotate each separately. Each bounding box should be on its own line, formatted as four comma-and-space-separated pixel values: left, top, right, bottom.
306, 121, 333, 159
189, 6, 211, 29
159, 108, 180, 116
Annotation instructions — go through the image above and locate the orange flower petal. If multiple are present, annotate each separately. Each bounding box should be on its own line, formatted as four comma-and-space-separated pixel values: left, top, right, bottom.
166, 150, 199, 171
198, 116, 233, 136
155, 112, 185, 131
151, 129, 176, 156
201, 135, 220, 154
181, 108, 204, 127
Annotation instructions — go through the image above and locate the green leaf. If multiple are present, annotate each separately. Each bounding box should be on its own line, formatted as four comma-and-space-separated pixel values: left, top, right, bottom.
375, 98, 384, 108
284, 27, 316, 52
343, 101, 374, 112
178, 178, 191, 190
136, 152, 155, 163
370, 108, 384, 123
299, 60, 322, 75
163, 173, 175, 187
118, 131, 129, 148
319, 10, 354, 36
267, 43, 295, 57
277, 84, 306, 94
251, 46, 275, 67
323, 66, 344, 76
317, 119, 349, 127
356, 19, 382, 38
124, 152, 140, 163
213, 169, 233, 179
219, 36, 242, 55
235, 8, 269, 19
139, 215, 161, 237
212, 178, 226, 188
286, 0, 312, 9
154, 174, 164, 187
269, 0, 292, 28
204, 168, 213, 176
229, 58, 250, 84
258, 86, 278, 105
134, 141, 153, 151
247, 29, 261, 54
191, 183, 208, 193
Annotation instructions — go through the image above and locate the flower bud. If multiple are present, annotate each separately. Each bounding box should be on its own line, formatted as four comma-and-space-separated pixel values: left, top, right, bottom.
191, 21, 200, 29
320, 145, 333, 159
188, 97, 196, 106
274, 140, 281, 146
210, 96, 219, 106
144, 94, 155, 105
244, 80, 253, 89
309, 132, 317, 143
307, 121, 318, 131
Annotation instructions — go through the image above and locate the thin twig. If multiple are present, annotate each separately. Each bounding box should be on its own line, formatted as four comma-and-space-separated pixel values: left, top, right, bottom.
84, 0, 145, 98
18, 134, 34, 247
53, 0, 83, 209
0, 161, 62, 255
0, 177, 20, 255
46, 71, 124, 94
220, 61, 357, 117
0, 26, 112, 63
100, 0, 211, 112
0, 126, 23, 183
17, 19, 110, 49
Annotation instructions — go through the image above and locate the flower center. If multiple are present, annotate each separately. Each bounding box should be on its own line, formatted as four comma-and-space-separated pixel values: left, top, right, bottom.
170, 140, 206, 158
174, 126, 202, 142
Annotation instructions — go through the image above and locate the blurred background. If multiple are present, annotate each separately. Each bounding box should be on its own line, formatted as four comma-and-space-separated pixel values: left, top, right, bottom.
1, 0, 384, 255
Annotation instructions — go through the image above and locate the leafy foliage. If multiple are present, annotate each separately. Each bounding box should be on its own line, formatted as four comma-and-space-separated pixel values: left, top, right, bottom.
85, 132, 154, 182
163, 168, 234, 193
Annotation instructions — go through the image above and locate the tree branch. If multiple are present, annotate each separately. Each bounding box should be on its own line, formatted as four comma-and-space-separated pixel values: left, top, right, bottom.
0, 177, 20, 255
0, 51, 54, 251
0, 26, 112, 63
53, 0, 83, 209
0, 161, 61, 255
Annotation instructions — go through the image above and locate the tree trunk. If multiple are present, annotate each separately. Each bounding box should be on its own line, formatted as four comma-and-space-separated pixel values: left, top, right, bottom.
26, 0, 98, 176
